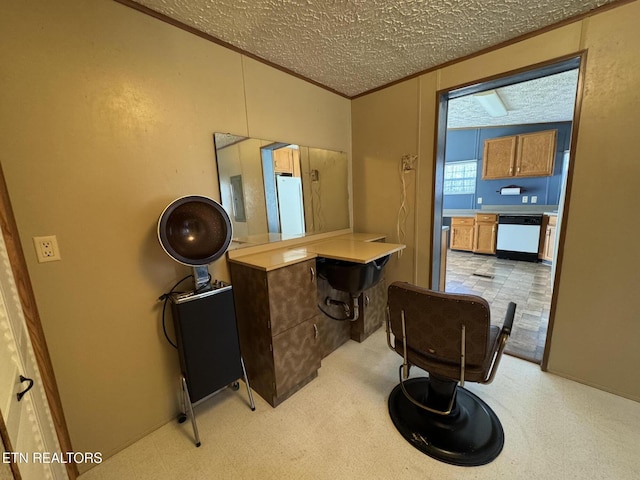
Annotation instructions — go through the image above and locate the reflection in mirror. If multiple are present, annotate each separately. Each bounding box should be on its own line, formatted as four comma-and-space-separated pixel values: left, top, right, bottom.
214, 133, 349, 246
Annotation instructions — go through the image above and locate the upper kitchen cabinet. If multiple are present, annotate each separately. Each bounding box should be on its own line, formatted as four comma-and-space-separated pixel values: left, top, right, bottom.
482, 130, 557, 179
482, 135, 517, 178
272, 146, 301, 176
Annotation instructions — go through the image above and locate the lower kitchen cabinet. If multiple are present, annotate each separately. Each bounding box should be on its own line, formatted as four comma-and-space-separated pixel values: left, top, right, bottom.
473, 213, 498, 254
450, 215, 497, 254
450, 217, 475, 251
229, 258, 321, 407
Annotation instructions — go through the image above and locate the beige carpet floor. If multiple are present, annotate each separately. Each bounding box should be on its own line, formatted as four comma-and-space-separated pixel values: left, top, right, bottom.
79, 328, 639, 479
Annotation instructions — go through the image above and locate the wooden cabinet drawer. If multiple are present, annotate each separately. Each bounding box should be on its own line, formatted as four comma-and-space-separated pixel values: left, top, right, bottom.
475, 213, 498, 223
451, 217, 474, 226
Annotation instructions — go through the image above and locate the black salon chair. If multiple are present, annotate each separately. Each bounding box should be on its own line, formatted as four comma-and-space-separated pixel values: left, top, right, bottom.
386, 282, 516, 466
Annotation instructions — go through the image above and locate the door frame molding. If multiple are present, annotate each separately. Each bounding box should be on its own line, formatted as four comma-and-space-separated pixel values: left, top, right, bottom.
430, 52, 587, 369
0, 412, 21, 479
0, 164, 78, 479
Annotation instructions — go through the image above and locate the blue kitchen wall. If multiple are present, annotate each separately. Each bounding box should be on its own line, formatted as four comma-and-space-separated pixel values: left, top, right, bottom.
444, 122, 572, 209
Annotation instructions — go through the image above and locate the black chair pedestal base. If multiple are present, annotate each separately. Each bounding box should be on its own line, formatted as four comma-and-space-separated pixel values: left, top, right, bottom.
388, 377, 504, 466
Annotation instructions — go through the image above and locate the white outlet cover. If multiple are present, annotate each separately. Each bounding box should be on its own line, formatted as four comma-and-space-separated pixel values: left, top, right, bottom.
531, 196, 538, 203
477, 197, 482, 204
33, 235, 61, 263
522, 196, 529, 203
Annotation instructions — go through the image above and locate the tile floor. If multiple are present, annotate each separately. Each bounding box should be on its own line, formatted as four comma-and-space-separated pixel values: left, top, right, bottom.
445, 249, 552, 363
77, 328, 640, 480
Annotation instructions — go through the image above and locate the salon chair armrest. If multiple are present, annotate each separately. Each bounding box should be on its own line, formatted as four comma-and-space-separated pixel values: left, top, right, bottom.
502, 302, 516, 335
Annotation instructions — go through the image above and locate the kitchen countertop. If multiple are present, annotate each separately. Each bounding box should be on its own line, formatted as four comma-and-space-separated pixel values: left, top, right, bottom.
443, 205, 558, 217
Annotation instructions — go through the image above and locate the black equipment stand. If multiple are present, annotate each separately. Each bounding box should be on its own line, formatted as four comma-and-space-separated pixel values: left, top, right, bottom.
170, 283, 255, 447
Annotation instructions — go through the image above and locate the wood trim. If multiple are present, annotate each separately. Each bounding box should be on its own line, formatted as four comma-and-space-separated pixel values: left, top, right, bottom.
447, 120, 571, 131
430, 50, 588, 369
541, 50, 588, 372
0, 411, 21, 480
428, 95, 449, 289
0, 164, 78, 479
112, 0, 349, 99
435, 50, 585, 101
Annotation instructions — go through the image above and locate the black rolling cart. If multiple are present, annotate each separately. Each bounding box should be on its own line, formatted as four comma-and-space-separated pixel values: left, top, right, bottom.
170, 282, 255, 447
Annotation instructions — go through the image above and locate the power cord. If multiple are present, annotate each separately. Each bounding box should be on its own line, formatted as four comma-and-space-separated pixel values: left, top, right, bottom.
158, 275, 193, 349
396, 154, 416, 259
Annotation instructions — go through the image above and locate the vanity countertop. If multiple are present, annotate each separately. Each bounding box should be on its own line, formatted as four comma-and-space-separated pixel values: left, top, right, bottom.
227, 232, 404, 271
306, 239, 404, 264
226, 247, 316, 271
333, 232, 387, 242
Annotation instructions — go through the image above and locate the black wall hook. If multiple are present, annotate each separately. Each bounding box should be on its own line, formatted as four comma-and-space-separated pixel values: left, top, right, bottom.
17, 375, 34, 401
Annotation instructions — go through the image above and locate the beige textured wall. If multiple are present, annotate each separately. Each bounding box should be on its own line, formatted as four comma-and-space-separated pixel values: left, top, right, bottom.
352, 80, 420, 284
352, 1, 640, 401
0, 0, 350, 468
545, 4, 640, 398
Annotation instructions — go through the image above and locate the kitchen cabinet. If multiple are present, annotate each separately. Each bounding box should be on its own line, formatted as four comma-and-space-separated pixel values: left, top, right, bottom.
273, 147, 301, 176
229, 258, 321, 407
541, 214, 557, 262
482, 136, 517, 179
482, 130, 557, 179
473, 213, 498, 254
450, 217, 475, 251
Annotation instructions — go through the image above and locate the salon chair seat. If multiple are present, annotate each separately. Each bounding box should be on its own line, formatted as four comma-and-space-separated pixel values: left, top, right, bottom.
386, 282, 516, 466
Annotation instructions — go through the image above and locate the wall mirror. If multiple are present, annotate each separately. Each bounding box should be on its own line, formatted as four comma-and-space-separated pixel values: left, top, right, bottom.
214, 133, 350, 246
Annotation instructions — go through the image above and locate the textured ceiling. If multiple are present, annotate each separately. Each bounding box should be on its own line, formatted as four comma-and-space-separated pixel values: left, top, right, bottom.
447, 69, 579, 128
128, 0, 617, 98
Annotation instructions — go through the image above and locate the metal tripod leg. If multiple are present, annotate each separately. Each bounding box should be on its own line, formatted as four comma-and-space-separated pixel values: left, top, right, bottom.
180, 376, 201, 447
240, 356, 256, 411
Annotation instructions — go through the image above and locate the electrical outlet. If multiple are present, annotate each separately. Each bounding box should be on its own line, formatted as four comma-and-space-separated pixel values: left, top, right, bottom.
477, 197, 483, 205
522, 196, 528, 203
401, 155, 416, 171
531, 196, 538, 204
33, 235, 61, 263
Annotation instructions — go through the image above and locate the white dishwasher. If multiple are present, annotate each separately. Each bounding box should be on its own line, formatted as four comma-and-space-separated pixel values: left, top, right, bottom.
496, 214, 543, 262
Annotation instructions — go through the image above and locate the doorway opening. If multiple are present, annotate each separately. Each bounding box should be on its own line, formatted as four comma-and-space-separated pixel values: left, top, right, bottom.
432, 55, 583, 365
260, 143, 305, 236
